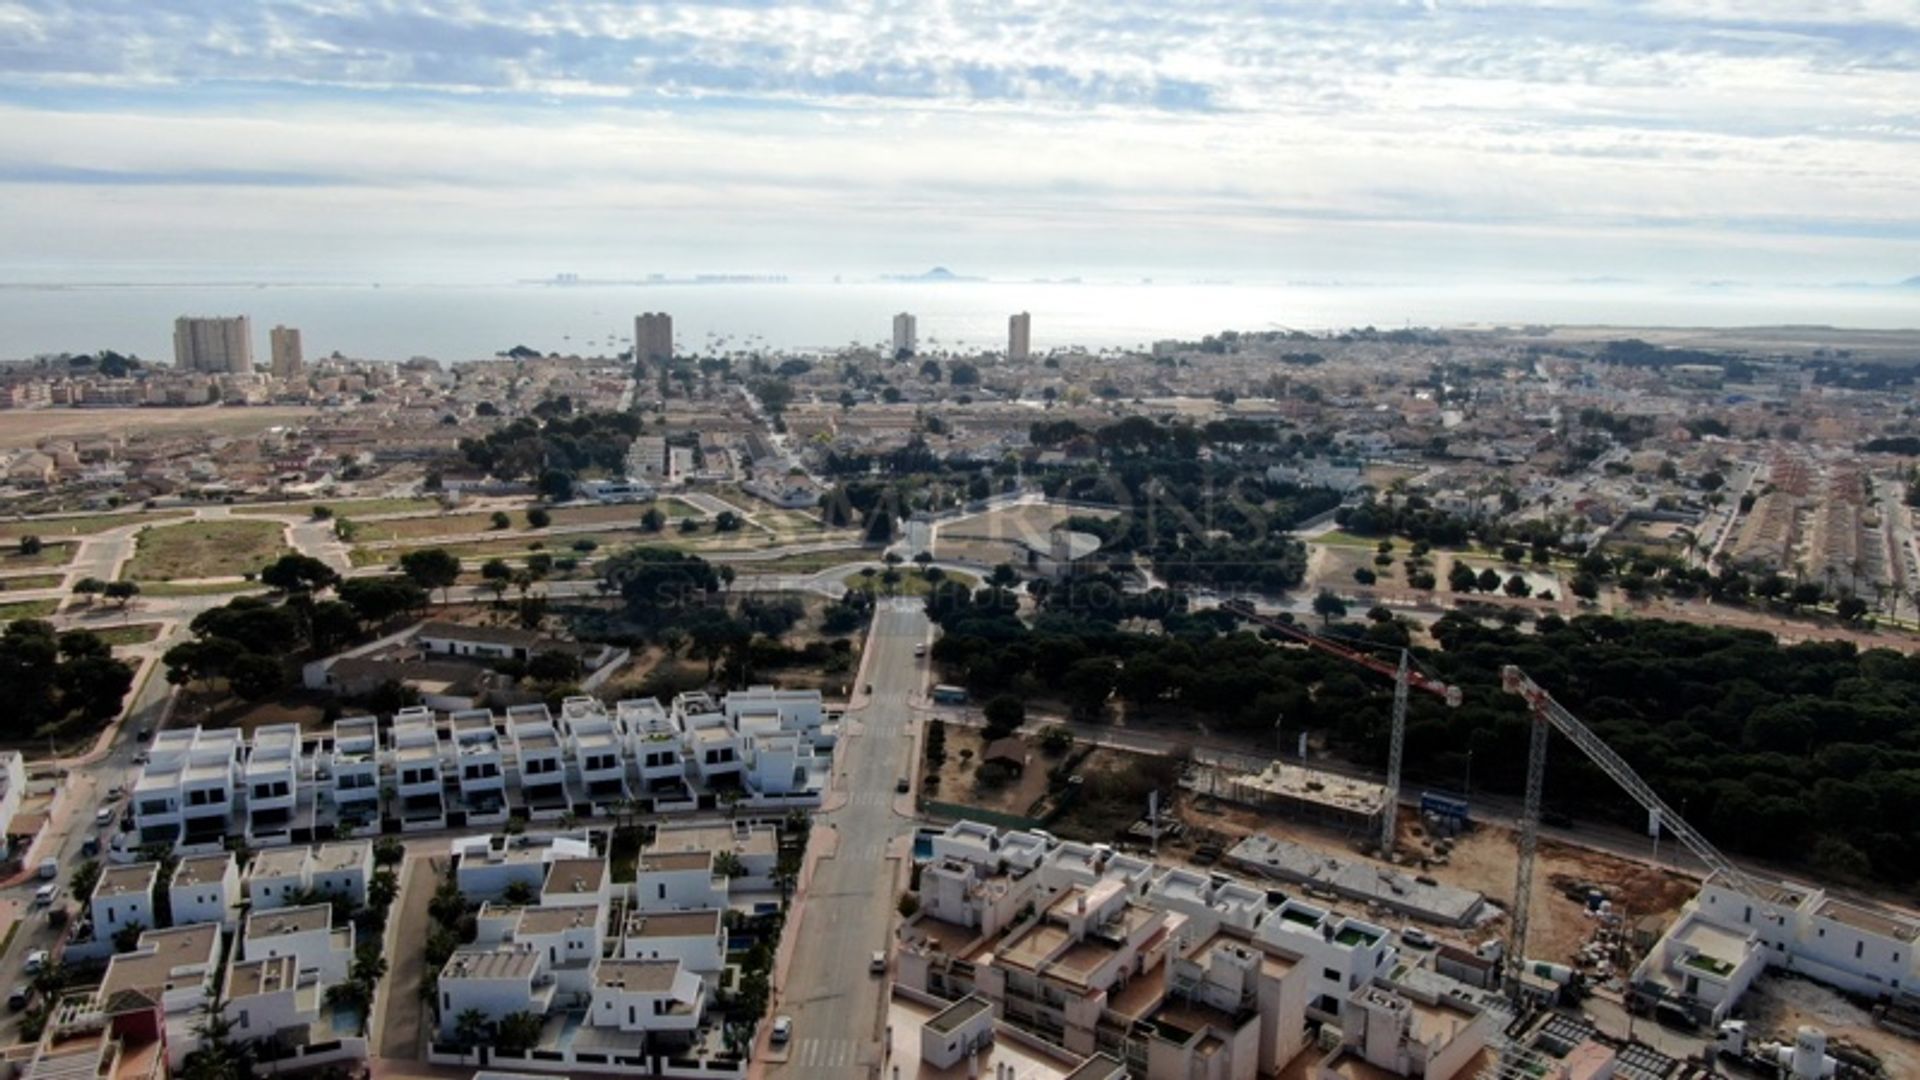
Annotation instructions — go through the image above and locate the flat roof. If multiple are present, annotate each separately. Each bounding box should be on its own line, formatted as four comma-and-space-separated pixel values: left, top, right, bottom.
595, 959, 681, 992
226, 954, 297, 1000
926, 995, 992, 1035
645, 850, 713, 873
96, 862, 159, 898
312, 841, 370, 873
1817, 898, 1920, 943
171, 853, 233, 890
445, 947, 540, 981
627, 910, 722, 938
885, 992, 1091, 1080
249, 848, 310, 880
544, 857, 606, 895
100, 923, 220, 1001
246, 903, 332, 938
518, 905, 599, 935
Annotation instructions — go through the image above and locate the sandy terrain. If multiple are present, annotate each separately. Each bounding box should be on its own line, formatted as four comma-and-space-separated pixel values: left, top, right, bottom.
0, 405, 318, 449
1748, 975, 1919, 1077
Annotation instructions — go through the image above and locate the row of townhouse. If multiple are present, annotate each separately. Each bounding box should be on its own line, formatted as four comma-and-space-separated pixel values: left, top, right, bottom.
83, 841, 372, 952
27, 843, 378, 1080
897, 821, 1504, 1080
121, 688, 834, 853
427, 824, 779, 1077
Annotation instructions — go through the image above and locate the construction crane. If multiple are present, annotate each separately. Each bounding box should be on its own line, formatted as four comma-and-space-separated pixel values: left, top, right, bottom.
1501, 664, 1766, 1001
1219, 599, 1462, 857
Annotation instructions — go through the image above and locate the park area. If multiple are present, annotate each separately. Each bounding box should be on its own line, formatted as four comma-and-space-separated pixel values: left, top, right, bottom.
122, 519, 290, 582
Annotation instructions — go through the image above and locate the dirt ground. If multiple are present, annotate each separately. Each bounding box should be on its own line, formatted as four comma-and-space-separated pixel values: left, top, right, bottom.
927, 730, 1056, 814
1172, 792, 1697, 965
943, 503, 1116, 544
1747, 975, 1920, 1078
0, 405, 319, 449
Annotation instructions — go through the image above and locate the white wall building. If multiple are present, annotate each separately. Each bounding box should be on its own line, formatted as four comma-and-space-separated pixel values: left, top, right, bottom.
324, 715, 381, 826
170, 852, 242, 930
91, 862, 159, 941
130, 726, 242, 852
243, 903, 354, 983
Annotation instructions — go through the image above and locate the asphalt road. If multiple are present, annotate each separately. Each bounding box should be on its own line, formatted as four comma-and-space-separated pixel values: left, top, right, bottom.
767, 598, 927, 1077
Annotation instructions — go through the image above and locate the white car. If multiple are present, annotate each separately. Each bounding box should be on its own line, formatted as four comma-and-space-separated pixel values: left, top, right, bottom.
913, 643, 926, 657
870, 951, 887, 974
770, 1015, 793, 1044
32, 884, 56, 907
94, 806, 114, 827
23, 950, 48, 975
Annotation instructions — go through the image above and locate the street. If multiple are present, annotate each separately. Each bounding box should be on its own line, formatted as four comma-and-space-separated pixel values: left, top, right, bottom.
765, 598, 927, 1077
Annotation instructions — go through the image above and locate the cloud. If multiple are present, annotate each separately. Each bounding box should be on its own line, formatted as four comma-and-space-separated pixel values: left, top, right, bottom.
0, 0, 1913, 283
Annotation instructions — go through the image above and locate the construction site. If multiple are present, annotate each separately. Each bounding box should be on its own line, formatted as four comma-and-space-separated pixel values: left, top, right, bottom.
1118, 600, 1920, 1078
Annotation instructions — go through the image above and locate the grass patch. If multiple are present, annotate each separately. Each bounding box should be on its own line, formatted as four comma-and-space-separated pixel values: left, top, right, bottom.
0, 510, 188, 541
0, 542, 79, 570
0, 574, 66, 591
137, 580, 264, 597
0, 599, 60, 622
843, 568, 977, 597
91, 623, 164, 647
121, 519, 289, 582
351, 500, 698, 543
720, 548, 872, 575
232, 496, 441, 518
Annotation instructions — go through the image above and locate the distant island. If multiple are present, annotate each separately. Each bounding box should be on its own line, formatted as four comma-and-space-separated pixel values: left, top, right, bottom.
880, 266, 985, 283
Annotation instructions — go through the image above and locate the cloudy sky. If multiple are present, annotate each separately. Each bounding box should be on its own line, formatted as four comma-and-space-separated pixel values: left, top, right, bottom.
0, 0, 1915, 284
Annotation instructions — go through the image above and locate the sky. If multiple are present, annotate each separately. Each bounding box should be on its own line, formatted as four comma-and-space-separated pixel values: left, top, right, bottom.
0, 0, 1916, 285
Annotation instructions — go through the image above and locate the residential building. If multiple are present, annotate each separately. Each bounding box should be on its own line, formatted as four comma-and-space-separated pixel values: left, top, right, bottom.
243, 903, 354, 983
635, 312, 673, 364
323, 715, 381, 826
438, 945, 553, 1034
170, 853, 241, 930
173, 315, 252, 373
128, 726, 243, 852
92, 862, 159, 942
619, 909, 726, 979
83, 923, 224, 1071
450, 708, 510, 821
390, 707, 447, 830
508, 704, 572, 816
223, 952, 367, 1072
269, 325, 304, 379
0, 751, 26, 860
1009, 311, 1032, 361
476, 902, 604, 995
893, 312, 918, 355
243, 723, 301, 845
590, 959, 705, 1039
558, 696, 627, 802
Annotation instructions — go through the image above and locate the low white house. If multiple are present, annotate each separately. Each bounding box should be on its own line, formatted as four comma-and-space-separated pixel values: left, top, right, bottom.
588, 959, 705, 1036
438, 945, 554, 1035
91, 862, 159, 941
243, 903, 354, 983
619, 909, 726, 978
170, 852, 241, 930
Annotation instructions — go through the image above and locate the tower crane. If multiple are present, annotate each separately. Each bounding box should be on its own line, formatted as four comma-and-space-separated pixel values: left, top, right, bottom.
1501, 664, 1766, 1001
1220, 599, 1462, 857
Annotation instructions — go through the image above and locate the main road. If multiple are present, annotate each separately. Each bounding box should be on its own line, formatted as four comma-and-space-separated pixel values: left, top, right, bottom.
765, 598, 928, 1076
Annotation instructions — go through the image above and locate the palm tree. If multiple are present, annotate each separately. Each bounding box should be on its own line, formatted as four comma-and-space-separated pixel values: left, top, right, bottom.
453, 1008, 489, 1052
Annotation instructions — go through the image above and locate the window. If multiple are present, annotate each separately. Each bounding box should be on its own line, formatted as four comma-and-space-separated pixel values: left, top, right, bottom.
1743, 906, 1752, 923
629, 1005, 636, 1025
1856, 942, 1864, 959
1323, 967, 1341, 983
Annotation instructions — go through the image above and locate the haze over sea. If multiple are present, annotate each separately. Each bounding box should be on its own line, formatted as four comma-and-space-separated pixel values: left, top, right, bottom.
1, 280, 1914, 364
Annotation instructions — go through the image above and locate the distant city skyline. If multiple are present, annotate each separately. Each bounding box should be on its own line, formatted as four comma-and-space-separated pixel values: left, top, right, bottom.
0, 2, 1914, 289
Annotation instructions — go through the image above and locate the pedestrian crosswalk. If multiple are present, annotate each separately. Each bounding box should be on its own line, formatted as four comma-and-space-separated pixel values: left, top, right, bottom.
786, 1036, 861, 1069
846, 788, 898, 807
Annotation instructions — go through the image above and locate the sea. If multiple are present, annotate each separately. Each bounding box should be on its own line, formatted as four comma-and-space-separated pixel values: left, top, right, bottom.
0, 280, 1913, 364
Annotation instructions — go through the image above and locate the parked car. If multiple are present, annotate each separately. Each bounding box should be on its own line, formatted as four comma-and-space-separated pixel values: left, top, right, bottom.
771, 1015, 793, 1044
37, 859, 57, 881
870, 951, 887, 974
23, 950, 48, 975
1401, 926, 1435, 949
913, 643, 927, 657
94, 806, 114, 827
895, 777, 910, 794
7, 986, 28, 1012
32, 884, 57, 907
135, 727, 151, 742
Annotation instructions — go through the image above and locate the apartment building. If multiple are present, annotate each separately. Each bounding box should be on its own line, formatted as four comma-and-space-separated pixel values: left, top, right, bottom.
1635, 871, 1920, 1024
130, 726, 243, 852
635, 312, 673, 364
247, 841, 374, 912
223, 951, 367, 1071
269, 325, 304, 379
390, 707, 447, 830
323, 715, 381, 826
1009, 311, 1032, 361
893, 312, 917, 355
173, 315, 252, 373
559, 696, 627, 801
508, 704, 572, 816
243, 723, 302, 845
450, 708, 510, 822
